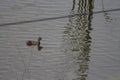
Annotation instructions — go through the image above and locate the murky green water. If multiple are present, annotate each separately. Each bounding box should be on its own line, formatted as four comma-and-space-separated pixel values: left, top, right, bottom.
0, 0, 120, 80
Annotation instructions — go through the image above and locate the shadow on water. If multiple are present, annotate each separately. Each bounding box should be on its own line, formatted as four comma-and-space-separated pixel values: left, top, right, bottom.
63, 0, 94, 80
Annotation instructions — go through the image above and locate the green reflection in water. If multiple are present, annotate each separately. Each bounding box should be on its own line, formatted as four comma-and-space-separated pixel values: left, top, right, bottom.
63, 0, 94, 80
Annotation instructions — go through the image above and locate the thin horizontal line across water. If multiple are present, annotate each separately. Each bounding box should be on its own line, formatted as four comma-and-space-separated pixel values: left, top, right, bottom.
0, 8, 120, 26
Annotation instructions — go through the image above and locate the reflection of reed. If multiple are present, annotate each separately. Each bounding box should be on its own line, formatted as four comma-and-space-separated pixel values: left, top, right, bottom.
63, 0, 94, 80
101, 0, 112, 22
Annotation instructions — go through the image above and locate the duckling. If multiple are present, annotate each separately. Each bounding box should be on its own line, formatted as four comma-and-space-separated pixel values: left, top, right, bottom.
26, 37, 42, 46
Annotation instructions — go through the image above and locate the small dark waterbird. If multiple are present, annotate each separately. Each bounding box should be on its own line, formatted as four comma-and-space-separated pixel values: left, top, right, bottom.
26, 37, 43, 51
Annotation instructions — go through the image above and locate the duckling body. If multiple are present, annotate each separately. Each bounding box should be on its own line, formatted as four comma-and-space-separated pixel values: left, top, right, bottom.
26, 41, 38, 46
26, 37, 42, 46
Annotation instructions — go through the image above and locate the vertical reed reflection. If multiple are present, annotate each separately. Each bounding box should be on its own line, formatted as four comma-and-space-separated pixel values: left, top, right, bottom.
101, 0, 112, 22
63, 0, 94, 80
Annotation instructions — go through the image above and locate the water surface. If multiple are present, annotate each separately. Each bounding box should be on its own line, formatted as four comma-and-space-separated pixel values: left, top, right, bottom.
0, 0, 120, 80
